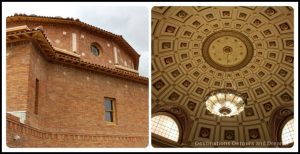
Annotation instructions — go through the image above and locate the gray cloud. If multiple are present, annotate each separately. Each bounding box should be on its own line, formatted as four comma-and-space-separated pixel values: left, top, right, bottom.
3, 2, 149, 77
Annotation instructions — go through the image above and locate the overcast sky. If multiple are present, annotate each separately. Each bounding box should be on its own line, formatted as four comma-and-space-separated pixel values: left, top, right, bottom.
3, 2, 149, 77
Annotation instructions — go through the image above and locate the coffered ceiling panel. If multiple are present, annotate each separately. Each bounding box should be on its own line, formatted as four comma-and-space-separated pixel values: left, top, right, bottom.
152, 6, 294, 147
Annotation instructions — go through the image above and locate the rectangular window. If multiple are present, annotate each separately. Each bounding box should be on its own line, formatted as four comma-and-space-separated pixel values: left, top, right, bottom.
34, 79, 39, 114
104, 98, 116, 123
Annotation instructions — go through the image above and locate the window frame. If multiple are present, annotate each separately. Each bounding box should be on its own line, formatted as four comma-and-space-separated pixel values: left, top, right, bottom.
90, 42, 101, 57
280, 117, 294, 146
268, 105, 293, 147
104, 97, 117, 125
151, 112, 182, 143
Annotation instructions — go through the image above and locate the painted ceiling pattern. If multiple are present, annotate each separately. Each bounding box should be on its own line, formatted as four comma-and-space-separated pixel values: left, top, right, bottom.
151, 6, 294, 146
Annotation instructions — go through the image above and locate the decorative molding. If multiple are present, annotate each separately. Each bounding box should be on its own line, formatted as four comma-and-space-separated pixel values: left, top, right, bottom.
7, 14, 140, 70
71, 33, 77, 53
6, 25, 30, 32
7, 114, 147, 145
202, 30, 254, 71
53, 47, 80, 58
152, 6, 294, 147
152, 104, 193, 146
6, 28, 148, 84
268, 104, 293, 147
115, 64, 138, 74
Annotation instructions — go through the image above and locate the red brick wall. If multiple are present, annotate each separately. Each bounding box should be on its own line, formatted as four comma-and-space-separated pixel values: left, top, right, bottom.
6, 41, 31, 112
25, 41, 49, 129
7, 114, 147, 147
6, 21, 148, 147
39, 61, 148, 135
7, 21, 136, 70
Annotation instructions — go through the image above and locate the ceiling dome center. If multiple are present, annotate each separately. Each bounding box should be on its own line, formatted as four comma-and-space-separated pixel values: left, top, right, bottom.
202, 30, 254, 71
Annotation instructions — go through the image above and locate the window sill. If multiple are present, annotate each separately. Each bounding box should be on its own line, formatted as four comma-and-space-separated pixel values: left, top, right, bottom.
105, 122, 117, 126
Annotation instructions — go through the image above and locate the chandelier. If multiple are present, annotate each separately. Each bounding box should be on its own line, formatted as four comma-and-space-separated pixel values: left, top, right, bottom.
205, 89, 247, 117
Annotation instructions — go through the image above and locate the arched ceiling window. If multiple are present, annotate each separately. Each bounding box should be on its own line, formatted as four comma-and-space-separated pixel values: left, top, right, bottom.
281, 118, 294, 145
151, 115, 179, 142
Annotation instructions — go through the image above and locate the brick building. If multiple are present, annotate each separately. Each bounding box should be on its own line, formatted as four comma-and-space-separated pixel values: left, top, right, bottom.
151, 6, 294, 148
6, 14, 148, 147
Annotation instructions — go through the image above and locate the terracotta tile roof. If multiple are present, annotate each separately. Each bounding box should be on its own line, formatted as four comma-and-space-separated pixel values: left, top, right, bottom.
6, 27, 148, 84
6, 13, 141, 70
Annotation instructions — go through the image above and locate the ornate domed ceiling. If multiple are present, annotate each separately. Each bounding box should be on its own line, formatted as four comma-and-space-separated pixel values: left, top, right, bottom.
151, 6, 294, 147
202, 30, 254, 71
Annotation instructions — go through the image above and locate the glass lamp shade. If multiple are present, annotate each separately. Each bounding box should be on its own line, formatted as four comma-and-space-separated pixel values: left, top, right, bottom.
205, 89, 247, 117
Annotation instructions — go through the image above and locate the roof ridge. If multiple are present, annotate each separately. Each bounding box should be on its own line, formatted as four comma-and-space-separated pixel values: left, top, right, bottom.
8, 13, 121, 37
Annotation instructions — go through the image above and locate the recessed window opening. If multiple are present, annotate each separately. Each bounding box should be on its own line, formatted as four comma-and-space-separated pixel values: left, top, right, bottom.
104, 98, 115, 123
91, 43, 101, 56
281, 118, 294, 145
34, 78, 39, 114
151, 114, 179, 142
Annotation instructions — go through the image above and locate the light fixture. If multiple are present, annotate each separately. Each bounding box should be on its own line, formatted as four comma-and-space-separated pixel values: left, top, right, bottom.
203, 39, 248, 117
205, 88, 247, 117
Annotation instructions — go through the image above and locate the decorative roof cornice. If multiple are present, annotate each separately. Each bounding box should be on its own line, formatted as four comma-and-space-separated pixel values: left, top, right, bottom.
6, 13, 140, 70
6, 28, 148, 84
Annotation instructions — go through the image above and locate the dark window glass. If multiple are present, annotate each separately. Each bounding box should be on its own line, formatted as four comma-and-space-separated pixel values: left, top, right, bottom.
34, 79, 39, 114
105, 111, 113, 122
91, 45, 99, 56
105, 99, 112, 111
104, 98, 114, 123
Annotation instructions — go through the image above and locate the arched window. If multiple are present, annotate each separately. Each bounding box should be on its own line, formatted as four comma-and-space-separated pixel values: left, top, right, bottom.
90, 43, 101, 56
151, 115, 179, 142
281, 118, 294, 145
